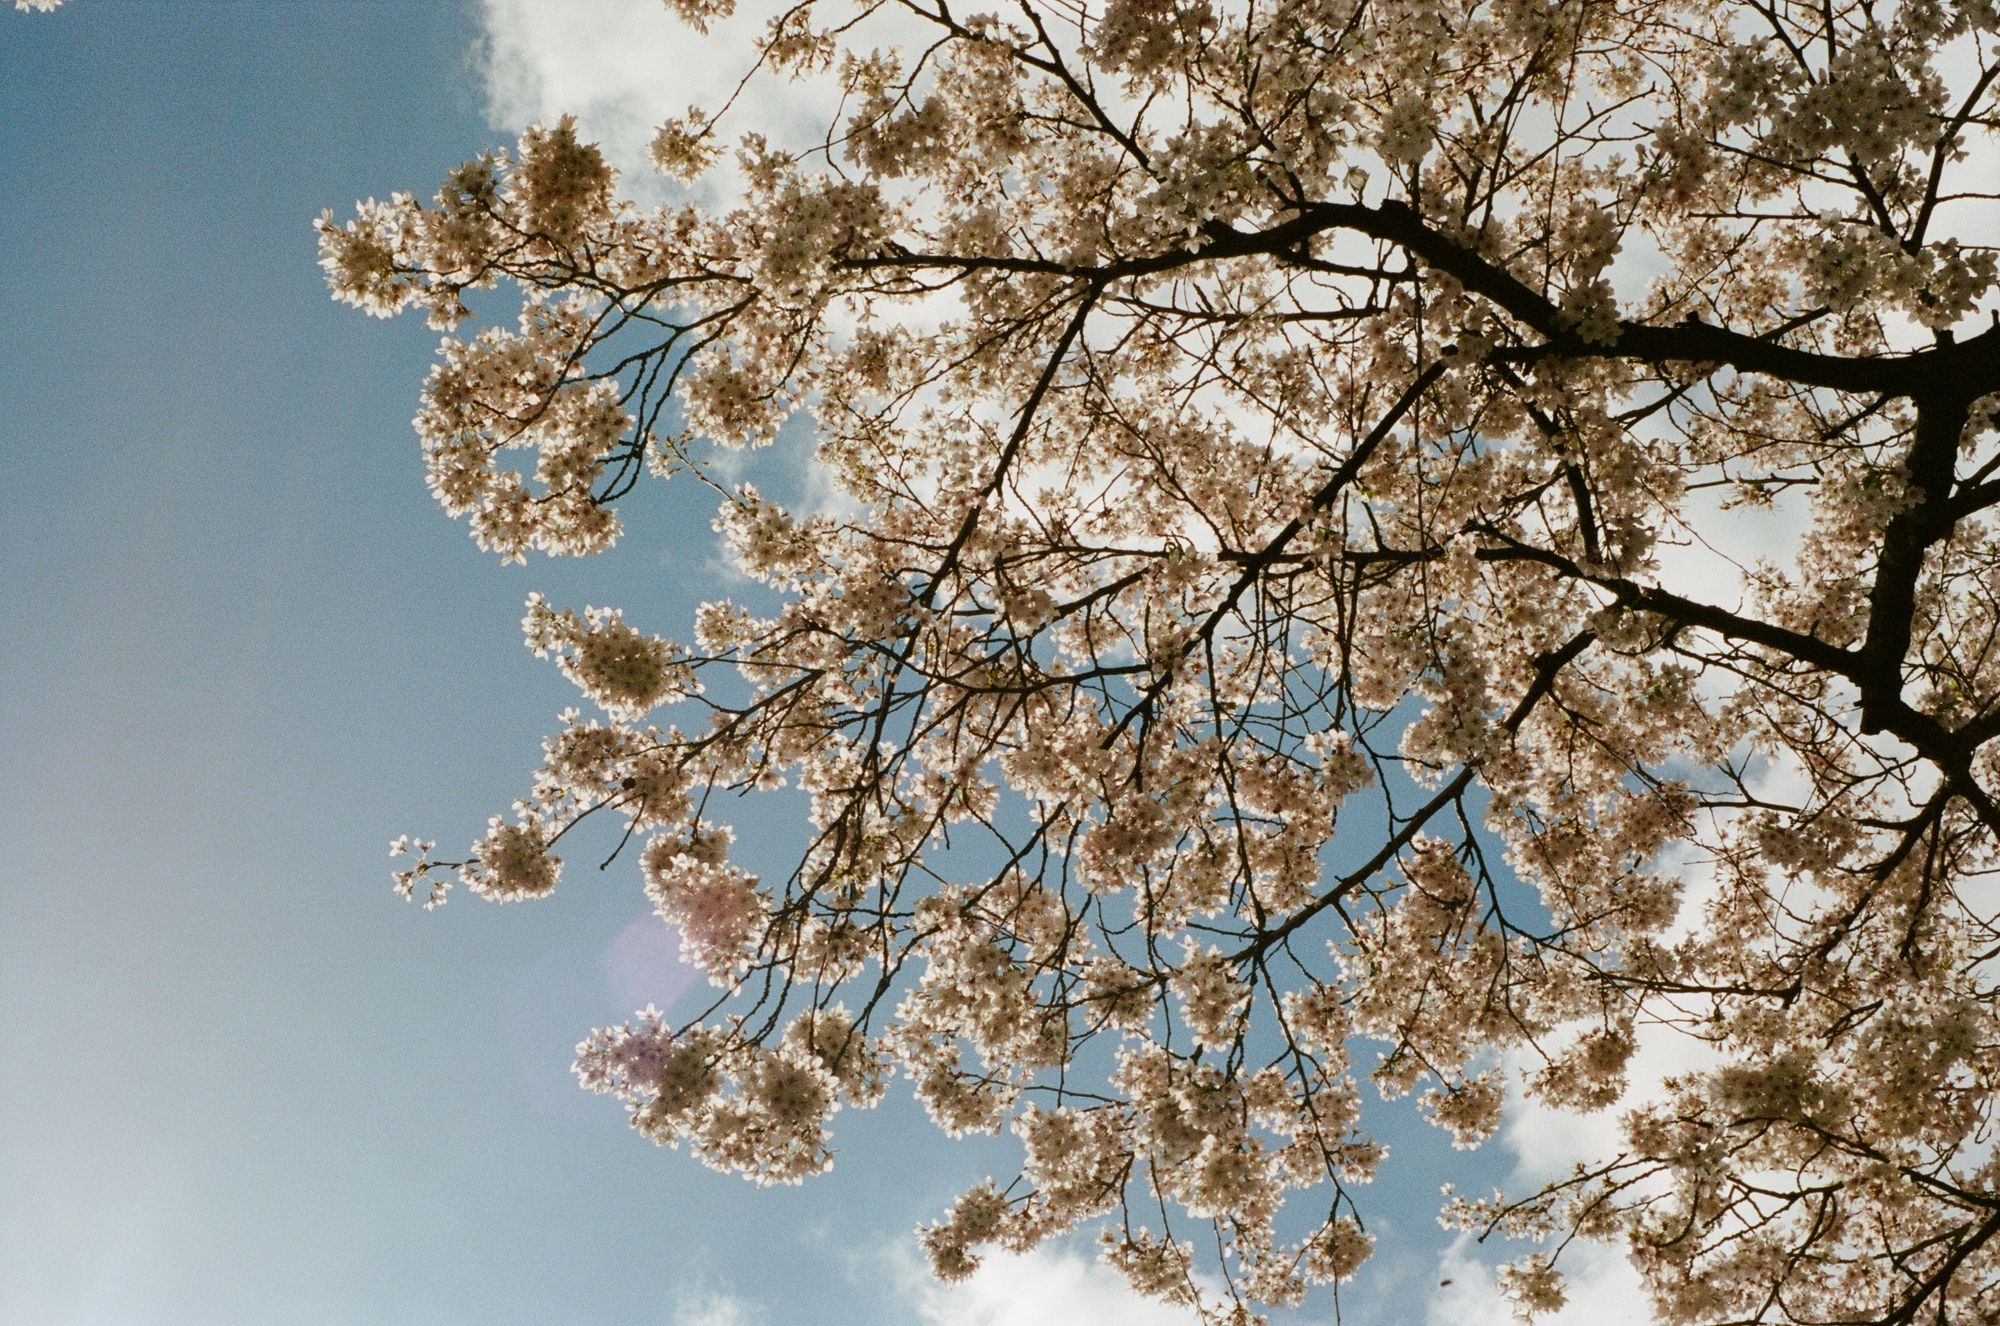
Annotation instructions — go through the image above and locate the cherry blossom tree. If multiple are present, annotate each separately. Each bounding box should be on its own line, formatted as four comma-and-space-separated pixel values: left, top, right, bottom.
314, 1, 2000, 1320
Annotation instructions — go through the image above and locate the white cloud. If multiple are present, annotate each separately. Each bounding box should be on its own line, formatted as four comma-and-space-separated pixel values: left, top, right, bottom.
892, 1244, 1205, 1326
474, 0, 871, 192
478, 0, 724, 174
1498, 1016, 1720, 1191
1427, 1232, 1648, 1326
671, 1286, 760, 1326
1651, 479, 1813, 617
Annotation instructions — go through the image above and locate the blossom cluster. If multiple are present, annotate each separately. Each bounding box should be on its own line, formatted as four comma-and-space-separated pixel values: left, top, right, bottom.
336, 1, 2000, 1322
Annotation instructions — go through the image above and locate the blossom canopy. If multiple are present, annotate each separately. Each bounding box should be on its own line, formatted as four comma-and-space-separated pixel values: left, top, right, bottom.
314, 0, 2000, 1321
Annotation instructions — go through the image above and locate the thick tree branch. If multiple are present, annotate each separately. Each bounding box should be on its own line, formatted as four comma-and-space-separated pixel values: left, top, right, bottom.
1857, 392, 1978, 736
863, 199, 2000, 400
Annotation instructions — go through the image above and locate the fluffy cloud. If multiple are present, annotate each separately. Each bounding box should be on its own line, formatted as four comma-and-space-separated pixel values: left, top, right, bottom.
1498, 1017, 1719, 1192
479, 0, 717, 173
672, 1287, 759, 1326
475, 0, 855, 188
1428, 1233, 1647, 1326
893, 1244, 1205, 1326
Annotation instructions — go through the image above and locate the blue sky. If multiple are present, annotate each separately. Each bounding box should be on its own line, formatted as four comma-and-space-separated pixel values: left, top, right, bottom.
0, 4, 1639, 1324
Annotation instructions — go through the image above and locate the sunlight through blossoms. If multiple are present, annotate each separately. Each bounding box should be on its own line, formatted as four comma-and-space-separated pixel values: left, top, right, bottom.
311, 0, 2000, 1321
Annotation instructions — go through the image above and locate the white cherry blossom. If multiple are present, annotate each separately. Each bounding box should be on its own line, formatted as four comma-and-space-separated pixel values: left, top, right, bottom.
326, 2, 2000, 1321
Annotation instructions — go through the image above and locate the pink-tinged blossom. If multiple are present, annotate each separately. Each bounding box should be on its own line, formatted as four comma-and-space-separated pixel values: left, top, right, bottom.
574, 1005, 676, 1105
641, 835, 763, 982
